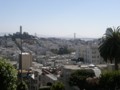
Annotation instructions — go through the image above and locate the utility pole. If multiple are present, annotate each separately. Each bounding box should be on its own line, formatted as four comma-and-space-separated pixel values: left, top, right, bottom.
20, 26, 23, 81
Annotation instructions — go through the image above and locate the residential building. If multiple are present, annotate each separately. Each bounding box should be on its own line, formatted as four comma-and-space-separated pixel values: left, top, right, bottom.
19, 52, 32, 70
76, 44, 104, 64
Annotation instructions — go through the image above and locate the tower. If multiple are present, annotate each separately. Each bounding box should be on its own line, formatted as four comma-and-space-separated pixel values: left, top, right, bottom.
74, 33, 76, 40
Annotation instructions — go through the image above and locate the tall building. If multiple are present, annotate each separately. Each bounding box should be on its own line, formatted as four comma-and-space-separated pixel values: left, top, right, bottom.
76, 44, 104, 64
19, 52, 32, 70
85, 44, 103, 64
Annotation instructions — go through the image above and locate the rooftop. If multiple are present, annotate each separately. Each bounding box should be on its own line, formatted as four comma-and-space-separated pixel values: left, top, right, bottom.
46, 74, 57, 81
64, 65, 81, 70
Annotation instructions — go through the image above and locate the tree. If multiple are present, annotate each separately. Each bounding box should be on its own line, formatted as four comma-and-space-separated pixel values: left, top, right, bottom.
99, 26, 120, 70
0, 58, 17, 90
50, 82, 65, 90
69, 69, 95, 90
58, 47, 70, 55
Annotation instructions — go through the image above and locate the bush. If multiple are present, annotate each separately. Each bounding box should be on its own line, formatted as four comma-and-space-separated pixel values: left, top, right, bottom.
69, 69, 95, 90
39, 86, 51, 90
99, 70, 120, 90
0, 58, 17, 90
17, 81, 28, 90
86, 77, 99, 90
50, 82, 65, 90
47, 82, 52, 86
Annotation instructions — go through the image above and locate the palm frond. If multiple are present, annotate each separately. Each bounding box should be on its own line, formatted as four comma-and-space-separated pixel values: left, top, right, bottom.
99, 26, 120, 66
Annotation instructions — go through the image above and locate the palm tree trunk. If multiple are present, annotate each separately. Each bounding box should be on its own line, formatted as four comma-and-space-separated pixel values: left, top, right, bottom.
115, 59, 118, 70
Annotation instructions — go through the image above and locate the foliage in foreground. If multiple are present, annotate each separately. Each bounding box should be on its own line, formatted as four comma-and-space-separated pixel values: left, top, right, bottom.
0, 58, 17, 90
69, 69, 95, 90
39, 82, 64, 90
99, 26, 120, 70
99, 70, 120, 90
50, 81, 65, 90
39, 86, 50, 90
69, 70, 120, 90
17, 80, 28, 90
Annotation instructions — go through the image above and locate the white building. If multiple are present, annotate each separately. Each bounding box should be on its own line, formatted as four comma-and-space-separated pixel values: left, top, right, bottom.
76, 44, 104, 64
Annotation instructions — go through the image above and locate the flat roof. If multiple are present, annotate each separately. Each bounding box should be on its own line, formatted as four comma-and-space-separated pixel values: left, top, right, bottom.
22, 52, 29, 55
64, 65, 81, 70
19, 52, 30, 55
64, 65, 90, 70
46, 74, 57, 81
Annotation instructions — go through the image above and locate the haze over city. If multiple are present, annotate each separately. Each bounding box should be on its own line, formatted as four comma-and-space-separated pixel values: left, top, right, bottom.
0, 0, 120, 38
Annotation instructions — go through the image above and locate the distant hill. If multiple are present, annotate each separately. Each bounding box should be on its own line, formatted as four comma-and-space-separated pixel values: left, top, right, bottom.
80, 38, 97, 41
0, 32, 98, 42
0, 32, 12, 36
36, 34, 97, 41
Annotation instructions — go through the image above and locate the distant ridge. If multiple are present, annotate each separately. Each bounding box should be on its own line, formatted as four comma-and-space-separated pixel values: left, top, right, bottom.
80, 38, 97, 41
0, 32, 97, 41
0, 32, 11, 36
36, 34, 97, 41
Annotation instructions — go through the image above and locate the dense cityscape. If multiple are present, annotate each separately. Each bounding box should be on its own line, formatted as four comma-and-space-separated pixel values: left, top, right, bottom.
1, 26, 119, 90
1, 0, 120, 90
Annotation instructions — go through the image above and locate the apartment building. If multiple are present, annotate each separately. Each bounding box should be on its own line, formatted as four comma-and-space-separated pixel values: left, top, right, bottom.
19, 52, 32, 70
76, 44, 104, 64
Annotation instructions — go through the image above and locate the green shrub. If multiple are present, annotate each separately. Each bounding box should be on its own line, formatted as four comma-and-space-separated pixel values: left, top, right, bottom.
0, 58, 17, 90
39, 86, 51, 90
99, 70, 120, 90
69, 69, 95, 90
17, 81, 28, 90
50, 82, 65, 90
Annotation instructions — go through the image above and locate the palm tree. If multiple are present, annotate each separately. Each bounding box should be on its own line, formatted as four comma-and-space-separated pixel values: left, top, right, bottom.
99, 26, 120, 70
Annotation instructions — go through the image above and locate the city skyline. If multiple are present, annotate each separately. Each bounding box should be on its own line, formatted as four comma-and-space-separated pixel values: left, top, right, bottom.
0, 0, 120, 38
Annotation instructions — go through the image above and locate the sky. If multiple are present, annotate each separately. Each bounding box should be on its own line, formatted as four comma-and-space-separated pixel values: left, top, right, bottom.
0, 0, 120, 38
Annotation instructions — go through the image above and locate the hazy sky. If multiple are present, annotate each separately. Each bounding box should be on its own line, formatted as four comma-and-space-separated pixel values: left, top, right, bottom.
0, 0, 120, 38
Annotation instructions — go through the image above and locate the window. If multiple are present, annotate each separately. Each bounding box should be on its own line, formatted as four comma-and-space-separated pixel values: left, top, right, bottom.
92, 51, 96, 54
92, 56, 96, 58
